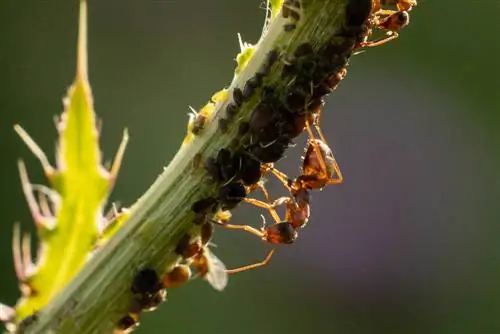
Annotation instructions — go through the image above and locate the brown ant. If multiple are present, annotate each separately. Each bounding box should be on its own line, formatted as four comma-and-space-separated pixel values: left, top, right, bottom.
360, 0, 416, 48
214, 108, 343, 270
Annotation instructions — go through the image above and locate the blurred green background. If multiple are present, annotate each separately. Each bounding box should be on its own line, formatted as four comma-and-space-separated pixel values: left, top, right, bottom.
1, 0, 499, 333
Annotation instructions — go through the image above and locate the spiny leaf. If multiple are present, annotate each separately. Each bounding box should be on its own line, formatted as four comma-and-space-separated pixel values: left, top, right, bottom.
12, 0, 128, 322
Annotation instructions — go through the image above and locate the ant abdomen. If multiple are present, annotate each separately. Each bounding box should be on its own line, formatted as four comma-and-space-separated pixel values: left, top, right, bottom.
266, 222, 298, 244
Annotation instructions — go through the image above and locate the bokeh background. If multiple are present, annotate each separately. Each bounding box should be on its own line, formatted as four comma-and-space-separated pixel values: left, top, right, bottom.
1, 1, 499, 333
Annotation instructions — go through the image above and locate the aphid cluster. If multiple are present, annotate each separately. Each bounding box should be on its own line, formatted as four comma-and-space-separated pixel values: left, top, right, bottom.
115, 263, 192, 333
186, 0, 416, 278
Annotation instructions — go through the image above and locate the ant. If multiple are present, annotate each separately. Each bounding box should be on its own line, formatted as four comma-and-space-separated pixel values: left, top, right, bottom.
214, 108, 343, 269
360, 0, 416, 48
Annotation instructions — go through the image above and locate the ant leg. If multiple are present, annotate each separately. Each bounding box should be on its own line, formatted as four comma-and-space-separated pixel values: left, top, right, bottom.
374, 9, 398, 16
226, 249, 275, 274
246, 181, 271, 201
264, 165, 295, 194
244, 198, 282, 224
305, 118, 344, 183
360, 32, 399, 48
216, 222, 266, 239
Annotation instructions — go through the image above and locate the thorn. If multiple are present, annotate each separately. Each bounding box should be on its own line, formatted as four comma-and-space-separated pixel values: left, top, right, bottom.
17, 160, 45, 228
96, 118, 103, 137
22, 233, 35, 278
12, 223, 25, 281
0, 303, 15, 323
77, 0, 88, 81
14, 125, 55, 177
36, 188, 54, 220
237, 33, 245, 52
110, 129, 129, 181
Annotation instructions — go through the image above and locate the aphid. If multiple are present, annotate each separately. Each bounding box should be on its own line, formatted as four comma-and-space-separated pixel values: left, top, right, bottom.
191, 246, 229, 291
345, 0, 373, 27
191, 197, 218, 215
235, 151, 262, 186
225, 102, 238, 118
238, 121, 250, 136
161, 265, 191, 289
216, 148, 237, 183
248, 137, 290, 164
218, 117, 230, 134
131, 289, 167, 313
130, 268, 167, 312
249, 103, 279, 142
201, 221, 214, 245
283, 23, 297, 32
232, 87, 244, 107
131, 269, 162, 295
183, 89, 229, 145
242, 79, 257, 101
175, 234, 202, 259
187, 106, 207, 136
115, 313, 139, 334
204, 157, 222, 182
219, 181, 246, 210
259, 49, 280, 76
14, 312, 39, 334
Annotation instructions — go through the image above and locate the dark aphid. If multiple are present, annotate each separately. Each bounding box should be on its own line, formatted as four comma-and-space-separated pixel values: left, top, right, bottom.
219, 181, 246, 210
225, 102, 238, 118
238, 122, 250, 136
217, 149, 237, 182
131, 288, 167, 313
266, 49, 279, 68
16, 312, 39, 334
191, 197, 218, 214
242, 80, 257, 101
249, 73, 264, 88
193, 212, 207, 226
249, 138, 290, 163
249, 103, 277, 133
161, 265, 191, 289
260, 49, 279, 75
131, 269, 162, 295
175, 234, 202, 259
238, 153, 262, 186
218, 118, 230, 134
345, 0, 372, 27
201, 221, 214, 245
283, 23, 297, 32
260, 86, 277, 104
284, 89, 307, 113
280, 113, 306, 139
116, 313, 139, 333
204, 157, 221, 182
294, 43, 314, 58
281, 63, 297, 78
232, 87, 243, 106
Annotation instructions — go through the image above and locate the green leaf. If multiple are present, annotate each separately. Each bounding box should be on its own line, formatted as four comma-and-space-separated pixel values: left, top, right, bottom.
12, 0, 128, 322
